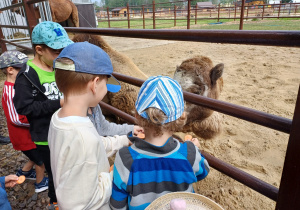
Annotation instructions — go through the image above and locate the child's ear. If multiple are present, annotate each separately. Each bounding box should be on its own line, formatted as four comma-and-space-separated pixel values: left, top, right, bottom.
35, 45, 44, 56
91, 77, 100, 94
6, 67, 14, 75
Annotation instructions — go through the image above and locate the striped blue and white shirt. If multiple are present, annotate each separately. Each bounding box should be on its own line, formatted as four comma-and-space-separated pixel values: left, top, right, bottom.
110, 135, 210, 210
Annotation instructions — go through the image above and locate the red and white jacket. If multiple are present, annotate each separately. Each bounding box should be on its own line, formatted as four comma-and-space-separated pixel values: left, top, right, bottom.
2, 81, 36, 151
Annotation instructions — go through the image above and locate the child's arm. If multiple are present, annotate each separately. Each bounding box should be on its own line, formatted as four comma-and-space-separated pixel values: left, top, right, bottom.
2, 88, 29, 127
101, 135, 130, 157
13, 77, 60, 117
91, 105, 134, 136
186, 141, 210, 181
110, 150, 130, 209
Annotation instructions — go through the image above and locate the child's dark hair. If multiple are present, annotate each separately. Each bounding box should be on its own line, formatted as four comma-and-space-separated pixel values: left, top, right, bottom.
55, 58, 106, 96
136, 108, 187, 137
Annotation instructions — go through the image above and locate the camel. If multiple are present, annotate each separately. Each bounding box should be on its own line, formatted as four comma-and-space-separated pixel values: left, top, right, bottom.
72, 34, 148, 120
11, 0, 79, 27
173, 56, 224, 139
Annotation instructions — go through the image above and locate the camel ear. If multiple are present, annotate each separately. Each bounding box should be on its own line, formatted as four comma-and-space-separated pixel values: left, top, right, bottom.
210, 63, 224, 86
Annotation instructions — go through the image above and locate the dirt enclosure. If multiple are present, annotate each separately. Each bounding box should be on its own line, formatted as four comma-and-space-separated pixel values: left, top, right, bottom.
102, 36, 299, 209
0, 36, 299, 209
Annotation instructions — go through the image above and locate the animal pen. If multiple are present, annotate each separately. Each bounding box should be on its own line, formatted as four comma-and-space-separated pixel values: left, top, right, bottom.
0, 0, 300, 209
100, 0, 300, 30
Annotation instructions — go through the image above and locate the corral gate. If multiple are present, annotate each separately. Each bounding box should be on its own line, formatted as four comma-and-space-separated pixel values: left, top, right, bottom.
0, 0, 300, 209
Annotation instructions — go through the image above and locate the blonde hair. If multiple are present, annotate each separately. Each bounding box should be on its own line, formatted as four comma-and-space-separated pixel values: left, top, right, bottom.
136, 108, 187, 137
55, 58, 106, 96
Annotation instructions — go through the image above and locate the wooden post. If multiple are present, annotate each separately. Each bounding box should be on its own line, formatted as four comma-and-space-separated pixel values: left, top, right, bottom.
127, 3, 130, 29
295, 5, 298, 15
239, 0, 246, 30
210, 9, 211, 17
234, 4, 237, 21
217, 3, 220, 22
187, 0, 191, 29
23, 0, 38, 37
0, 28, 7, 52
107, 7, 110, 28
229, 7, 230, 18
153, 0, 155, 29
174, 5, 176, 26
142, 5, 145, 29
275, 86, 300, 210
195, 4, 197, 25
278, 3, 281, 19
262, 5, 265, 20
247, 6, 249, 18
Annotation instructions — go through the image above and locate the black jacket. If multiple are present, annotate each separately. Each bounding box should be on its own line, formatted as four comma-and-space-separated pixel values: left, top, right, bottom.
13, 64, 61, 142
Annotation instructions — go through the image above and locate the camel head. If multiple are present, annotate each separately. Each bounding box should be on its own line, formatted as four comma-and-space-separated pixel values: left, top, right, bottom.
173, 56, 224, 123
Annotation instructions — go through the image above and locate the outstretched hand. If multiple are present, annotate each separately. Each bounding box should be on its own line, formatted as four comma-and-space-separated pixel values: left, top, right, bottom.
186, 138, 200, 148
5, 175, 19, 188
133, 126, 144, 136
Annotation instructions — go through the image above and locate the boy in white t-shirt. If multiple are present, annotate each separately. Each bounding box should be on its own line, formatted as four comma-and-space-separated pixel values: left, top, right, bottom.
48, 42, 130, 210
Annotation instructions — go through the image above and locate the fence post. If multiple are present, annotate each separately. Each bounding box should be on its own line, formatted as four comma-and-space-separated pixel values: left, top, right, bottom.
229, 7, 230, 18
0, 28, 7, 52
152, 0, 155, 29
107, 7, 110, 28
195, 4, 197, 25
142, 5, 145, 29
246, 6, 249, 18
262, 5, 265, 20
239, 0, 246, 30
234, 3, 237, 21
127, 3, 130, 29
23, 0, 38, 36
275, 86, 300, 210
187, 0, 191, 29
295, 5, 298, 15
174, 5, 176, 26
218, 3, 220, 22
278, 3, 281, 19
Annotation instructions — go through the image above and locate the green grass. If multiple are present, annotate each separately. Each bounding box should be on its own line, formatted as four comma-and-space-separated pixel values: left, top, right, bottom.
98, 18, 300, 30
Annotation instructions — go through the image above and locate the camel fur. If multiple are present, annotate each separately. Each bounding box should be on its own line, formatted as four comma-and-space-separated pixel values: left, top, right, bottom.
11, 0, 79, 27
173, 56, 224, 139
72, 34, 148, 119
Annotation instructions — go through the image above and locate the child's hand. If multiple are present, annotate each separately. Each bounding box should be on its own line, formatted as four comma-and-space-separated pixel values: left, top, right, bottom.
5, 175, 19, 188
133, 126, 144, 136
189, 138, 200, 148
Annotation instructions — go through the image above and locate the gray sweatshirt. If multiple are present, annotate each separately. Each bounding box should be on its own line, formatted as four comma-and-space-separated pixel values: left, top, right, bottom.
88, 104, 134, 136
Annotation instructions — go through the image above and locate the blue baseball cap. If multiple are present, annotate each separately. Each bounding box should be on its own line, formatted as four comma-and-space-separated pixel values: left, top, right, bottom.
135, 76, 184, 124
32, 21, 73, 49
53, 42, 121, 93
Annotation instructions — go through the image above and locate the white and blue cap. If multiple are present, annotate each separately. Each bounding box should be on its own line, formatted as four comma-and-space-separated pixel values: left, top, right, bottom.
53, 42, 121, 93
135, 76, 184, 124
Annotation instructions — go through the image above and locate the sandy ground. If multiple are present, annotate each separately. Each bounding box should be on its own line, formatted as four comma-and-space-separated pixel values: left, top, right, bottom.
0, 36, 299, 209
101, 36, 299, 209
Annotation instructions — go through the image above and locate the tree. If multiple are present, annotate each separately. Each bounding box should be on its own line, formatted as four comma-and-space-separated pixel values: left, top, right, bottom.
282, 0, 293, 3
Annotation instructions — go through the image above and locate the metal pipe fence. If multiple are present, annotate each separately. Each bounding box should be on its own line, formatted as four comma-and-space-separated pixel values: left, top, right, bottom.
0, 0, 300, 209
99, 1, 300, 30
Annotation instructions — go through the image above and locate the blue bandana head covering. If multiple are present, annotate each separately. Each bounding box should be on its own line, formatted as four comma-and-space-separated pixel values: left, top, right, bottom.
135, 76, 184, 124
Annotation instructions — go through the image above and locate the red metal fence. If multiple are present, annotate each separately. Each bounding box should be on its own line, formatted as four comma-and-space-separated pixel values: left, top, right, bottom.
0, 0, 300, 209
98, 1, 300, 30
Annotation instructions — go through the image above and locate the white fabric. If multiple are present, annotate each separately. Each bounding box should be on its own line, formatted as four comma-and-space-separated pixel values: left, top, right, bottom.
48, 109, 129, 210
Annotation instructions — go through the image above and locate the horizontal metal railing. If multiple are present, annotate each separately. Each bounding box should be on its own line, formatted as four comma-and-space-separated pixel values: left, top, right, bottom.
65, 27, 300, 47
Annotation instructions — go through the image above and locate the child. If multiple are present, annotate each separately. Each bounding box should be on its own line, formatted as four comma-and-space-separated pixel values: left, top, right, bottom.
0, 174, 19, 209
88, 105, 143, 137
13, 21, 73, 208
0, 51, 48, 193
110, 76, 210, 210
48, 42, 131, 209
